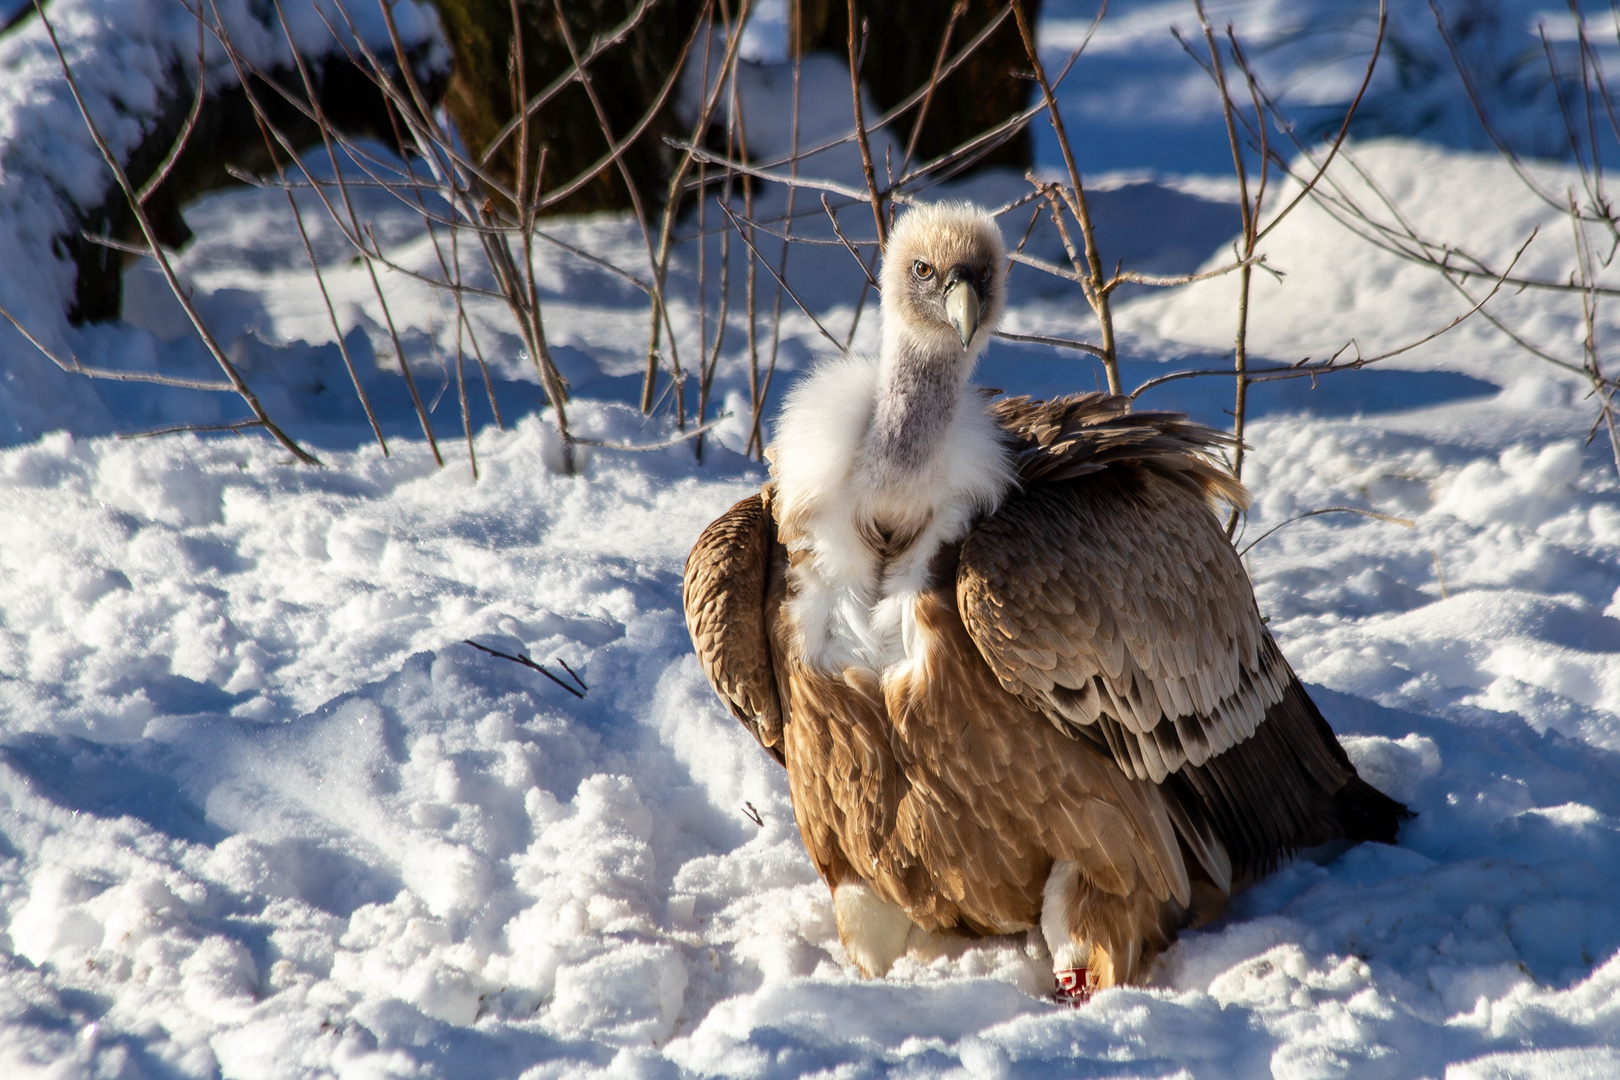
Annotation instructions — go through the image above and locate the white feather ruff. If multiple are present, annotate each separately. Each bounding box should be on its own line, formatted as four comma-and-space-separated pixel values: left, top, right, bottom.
770, 354, 1015, 675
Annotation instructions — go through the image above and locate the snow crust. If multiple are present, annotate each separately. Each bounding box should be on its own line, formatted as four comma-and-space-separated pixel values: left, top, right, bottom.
1, 1, 1619, 1078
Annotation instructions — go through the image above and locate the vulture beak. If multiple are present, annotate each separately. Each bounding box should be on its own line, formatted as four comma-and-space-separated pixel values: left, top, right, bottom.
943, 265, 981, 348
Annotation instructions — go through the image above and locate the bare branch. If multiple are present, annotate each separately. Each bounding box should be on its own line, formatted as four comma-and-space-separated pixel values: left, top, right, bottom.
1102, 254, 1268, 294
1130, 231, 1533, 399
576, 413, 732, 451
80, 231, 170, 258
1428, 0, 1584, 219
1007, 248, 1085, 284
37, 0, 320, 465
533, 8, 704, 215
752, 0, 805, 460
1192, 0, 1253, 528
479, 0, 662, 166
533, 228, 652, 293
992, 329, 1106, 358
847, 1, 887, 247
1239, 506, 1416, 559
137, 11, 208, 205
898, 0, 968, 180
822, 194, 880, 286
671, 141, 897, 205
116, 419, 266, 440
1236, 3, 1387, 247
463, 640, 586, 698
1010, 0, 1118, 394
718, 200, 844, 352
640, 0, 740, 414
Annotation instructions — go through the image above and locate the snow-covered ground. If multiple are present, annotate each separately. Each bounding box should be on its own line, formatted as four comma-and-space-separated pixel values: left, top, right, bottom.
3, 2, 1620, 1078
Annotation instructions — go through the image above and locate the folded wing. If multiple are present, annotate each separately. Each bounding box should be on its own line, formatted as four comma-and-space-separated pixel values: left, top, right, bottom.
963, 396, 1272, 784
682, 489, 785, 764
960, 395, 1407, 884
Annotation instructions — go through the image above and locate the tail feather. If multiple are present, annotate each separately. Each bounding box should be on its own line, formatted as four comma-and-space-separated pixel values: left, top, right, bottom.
1170, 674, 1412, 888
1333, 774, 1412, 845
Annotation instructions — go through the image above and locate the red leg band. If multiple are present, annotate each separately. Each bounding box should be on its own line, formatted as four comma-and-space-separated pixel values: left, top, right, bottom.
1053, 967, 1091, 1006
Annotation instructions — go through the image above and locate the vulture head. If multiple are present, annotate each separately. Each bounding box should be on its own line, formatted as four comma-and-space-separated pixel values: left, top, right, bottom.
879, 202, 1007, 362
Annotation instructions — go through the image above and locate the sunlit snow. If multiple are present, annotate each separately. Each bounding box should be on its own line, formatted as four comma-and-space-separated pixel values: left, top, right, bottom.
2, 2, 1619, 1078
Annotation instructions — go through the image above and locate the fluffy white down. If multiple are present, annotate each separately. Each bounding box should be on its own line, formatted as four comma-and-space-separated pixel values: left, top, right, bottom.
768, 354, 1015, 674
1041, 861, 1089, 971
832, 882, 914, 978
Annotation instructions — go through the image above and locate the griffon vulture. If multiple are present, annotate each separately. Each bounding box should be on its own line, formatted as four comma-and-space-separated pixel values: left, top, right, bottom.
683, 202, 1406, 1003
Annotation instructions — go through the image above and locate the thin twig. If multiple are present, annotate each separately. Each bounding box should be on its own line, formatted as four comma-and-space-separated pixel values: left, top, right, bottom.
136, 12, 207, 205
575, 414, 733, 451
898, 0, 968, 181
116, 419, 266, 440
1238, 507, 1416, 558
752, 0, 804, 460
555, 656, 589, 693
1250, 1, 1386, 246
847, 1, 887, 247
641, 0, 735, 414
844, 249, 877, 349
718, 200, 844, 351
0, 300, 235, 389
822, 194, 879, 286
670, 141, 895, 206
463, 640, 586, 698
1130, 233, 1532, 399
745, 5, 1015, 174
992, 329, 1106, 358
553, 5, 663, 330
479, 0, 661, 166
242, 5, 389, 454
1193, 0, 1253, 532
1101, 254, 1268, 295
1011, 0, 1117, 394
732, 67, 759, 462
262, 0, 431, 460
453, 249, 477, 480
1429, 0, 1582, 220
697, 60, 739, 460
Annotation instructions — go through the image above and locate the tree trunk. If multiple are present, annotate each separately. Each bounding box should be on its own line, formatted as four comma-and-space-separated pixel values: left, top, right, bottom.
432, 0, 707, 218
796, 0, 1039, 175
69, 51, 440, 324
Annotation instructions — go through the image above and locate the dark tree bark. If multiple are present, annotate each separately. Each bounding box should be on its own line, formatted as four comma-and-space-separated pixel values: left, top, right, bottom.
69, 52, 442, 324
797, 0, 1039, 175
432, 0, 706, 217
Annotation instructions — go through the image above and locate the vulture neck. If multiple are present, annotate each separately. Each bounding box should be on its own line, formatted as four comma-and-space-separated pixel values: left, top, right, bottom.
862, 326, 974, 482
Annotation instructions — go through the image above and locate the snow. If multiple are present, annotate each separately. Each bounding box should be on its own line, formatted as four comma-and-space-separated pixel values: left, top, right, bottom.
0, 0, 443, 445
2, 1, 1620, 1078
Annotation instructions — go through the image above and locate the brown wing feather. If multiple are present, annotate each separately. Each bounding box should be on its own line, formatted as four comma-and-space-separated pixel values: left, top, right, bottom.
961, 395, 1408, 882
990, 392, 1249, 505
683, 489, 786, 764
1165, 676, 1409, 885
959, 464, 1274, 783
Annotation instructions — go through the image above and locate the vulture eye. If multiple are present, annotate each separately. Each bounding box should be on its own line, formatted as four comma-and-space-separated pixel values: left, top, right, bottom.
913, 260, 934, 280
979, 265, 993, 284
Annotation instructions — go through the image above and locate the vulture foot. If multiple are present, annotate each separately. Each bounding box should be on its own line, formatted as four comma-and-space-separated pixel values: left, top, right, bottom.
1053, 967, 1093, 1006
